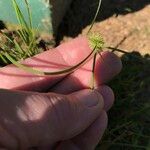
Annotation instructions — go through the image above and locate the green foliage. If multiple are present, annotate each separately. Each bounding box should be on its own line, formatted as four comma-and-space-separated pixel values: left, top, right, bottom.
0, 0, 40, 65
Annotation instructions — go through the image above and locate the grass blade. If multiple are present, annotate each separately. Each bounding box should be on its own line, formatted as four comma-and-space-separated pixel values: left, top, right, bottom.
87, 0, 102, 34
24, 0, 33, 29
4, 47, 97, 76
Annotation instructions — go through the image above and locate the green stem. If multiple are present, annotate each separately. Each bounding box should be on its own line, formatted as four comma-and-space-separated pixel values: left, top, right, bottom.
24, 0, 33, 29
87, 0, 102, 34
91, 53, 97, 89
107, 47, 129, 54
5, 47, 97, 76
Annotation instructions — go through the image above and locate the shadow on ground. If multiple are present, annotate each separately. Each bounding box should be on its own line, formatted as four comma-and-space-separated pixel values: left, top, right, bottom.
0, 21, 5, 29
56, 0, 150, 42
97, 51, 150, 150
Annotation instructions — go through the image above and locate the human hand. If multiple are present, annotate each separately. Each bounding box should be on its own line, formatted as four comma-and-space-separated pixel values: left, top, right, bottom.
0, 37, 122, 149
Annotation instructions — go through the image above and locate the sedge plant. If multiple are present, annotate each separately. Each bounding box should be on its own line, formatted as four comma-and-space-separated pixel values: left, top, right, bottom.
0, 0, 105, 89
0, 0, 126, 89
0, 0, 41, 65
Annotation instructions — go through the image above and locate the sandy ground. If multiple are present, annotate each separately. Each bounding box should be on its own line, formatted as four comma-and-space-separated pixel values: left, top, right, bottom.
57, 0, 150, 55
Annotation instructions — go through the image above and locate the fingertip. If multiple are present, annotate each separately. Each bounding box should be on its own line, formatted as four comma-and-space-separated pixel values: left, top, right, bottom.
96, 85, 115, 111
70, 89, 104, 110
99, 110, 108, 130
102, 51, 122, 74
95, 51, 122, 84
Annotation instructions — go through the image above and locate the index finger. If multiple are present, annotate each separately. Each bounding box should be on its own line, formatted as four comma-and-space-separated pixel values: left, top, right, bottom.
0, 37, 91, 91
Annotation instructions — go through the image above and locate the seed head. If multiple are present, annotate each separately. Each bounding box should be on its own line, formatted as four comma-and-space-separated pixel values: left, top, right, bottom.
88, 32, 104, 51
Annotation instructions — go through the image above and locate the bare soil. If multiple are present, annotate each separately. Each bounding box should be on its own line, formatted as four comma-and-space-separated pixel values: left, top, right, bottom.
57, 0, 150, 55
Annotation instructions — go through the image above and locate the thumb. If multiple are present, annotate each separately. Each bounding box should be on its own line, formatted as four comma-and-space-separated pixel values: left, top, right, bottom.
57, 89, 104, 139
0, 89, 104, 149
37, 89, 104, 147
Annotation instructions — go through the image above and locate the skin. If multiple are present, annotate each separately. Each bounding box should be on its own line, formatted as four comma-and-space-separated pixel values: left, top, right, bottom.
0, 36, 122, 150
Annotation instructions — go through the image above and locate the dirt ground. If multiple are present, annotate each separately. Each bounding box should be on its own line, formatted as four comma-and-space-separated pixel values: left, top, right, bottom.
57, 0, 150, 55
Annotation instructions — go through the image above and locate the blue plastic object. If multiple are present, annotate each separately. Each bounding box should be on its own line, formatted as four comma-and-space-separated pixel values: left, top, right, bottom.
0, 0, 52, 33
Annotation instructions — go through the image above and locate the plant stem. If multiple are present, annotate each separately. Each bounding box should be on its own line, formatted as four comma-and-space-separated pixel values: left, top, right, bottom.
107, 46, 129, 54
5, 47, 97, 76
91, 53, 97, 89
87, 0, 102, 35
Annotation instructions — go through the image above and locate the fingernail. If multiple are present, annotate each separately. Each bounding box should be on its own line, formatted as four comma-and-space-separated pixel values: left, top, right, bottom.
76, 90, 103, 107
